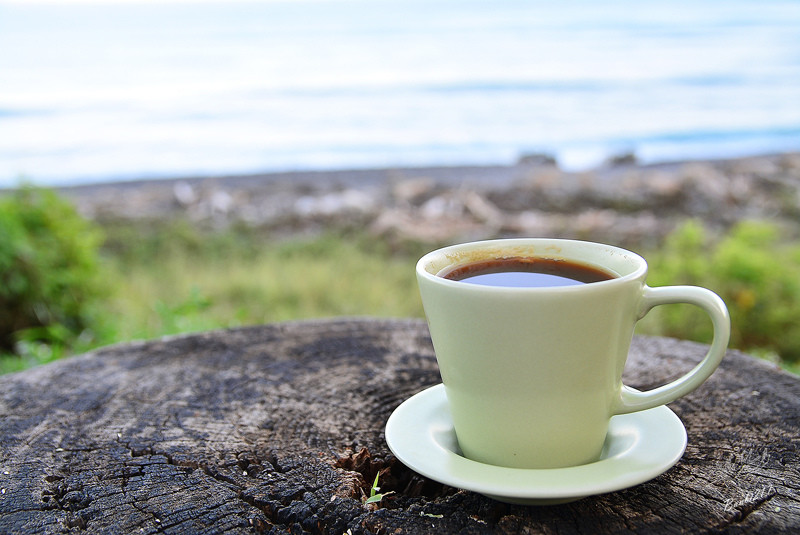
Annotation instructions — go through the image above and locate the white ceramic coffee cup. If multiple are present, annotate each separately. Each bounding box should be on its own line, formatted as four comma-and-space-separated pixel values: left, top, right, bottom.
416, 238, 730, 469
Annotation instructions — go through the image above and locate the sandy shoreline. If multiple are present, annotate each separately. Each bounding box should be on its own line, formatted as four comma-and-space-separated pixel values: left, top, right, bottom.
56, 152, 800, 248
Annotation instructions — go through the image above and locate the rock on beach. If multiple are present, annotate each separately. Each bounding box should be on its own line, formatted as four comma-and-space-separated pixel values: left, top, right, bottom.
58, 152, 800, 248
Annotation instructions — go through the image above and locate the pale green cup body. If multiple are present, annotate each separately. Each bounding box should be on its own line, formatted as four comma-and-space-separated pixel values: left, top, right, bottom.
416, 238, 730, 469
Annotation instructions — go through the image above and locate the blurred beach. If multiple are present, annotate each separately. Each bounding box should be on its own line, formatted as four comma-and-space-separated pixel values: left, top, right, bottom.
60, 152, 800, 250
1, 0, 799, 187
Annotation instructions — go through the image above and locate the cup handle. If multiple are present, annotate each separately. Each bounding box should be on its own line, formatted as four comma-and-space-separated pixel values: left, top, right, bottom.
613, 285, 731, 415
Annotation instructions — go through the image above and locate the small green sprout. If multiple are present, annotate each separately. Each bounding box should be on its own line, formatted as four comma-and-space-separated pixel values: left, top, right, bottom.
364, 473, 393, 505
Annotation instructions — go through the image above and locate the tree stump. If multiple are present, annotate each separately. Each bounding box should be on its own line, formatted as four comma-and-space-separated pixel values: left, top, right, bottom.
1, 318, 798, 534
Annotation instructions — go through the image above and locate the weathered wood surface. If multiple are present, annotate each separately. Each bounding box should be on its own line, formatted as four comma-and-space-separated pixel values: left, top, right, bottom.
1, 318, 798, 534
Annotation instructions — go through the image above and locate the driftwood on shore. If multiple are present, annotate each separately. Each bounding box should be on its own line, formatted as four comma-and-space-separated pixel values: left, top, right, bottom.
59, 152, 800, 248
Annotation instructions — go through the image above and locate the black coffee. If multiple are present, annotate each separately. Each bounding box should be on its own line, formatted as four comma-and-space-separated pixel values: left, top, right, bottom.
440, 257, 617, 287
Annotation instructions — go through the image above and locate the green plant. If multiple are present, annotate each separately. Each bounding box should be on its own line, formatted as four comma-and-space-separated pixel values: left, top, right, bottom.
638, 219, 800, 366
152, 286, 216, 335
364, 473, 393, 505
0, 187, 106, 357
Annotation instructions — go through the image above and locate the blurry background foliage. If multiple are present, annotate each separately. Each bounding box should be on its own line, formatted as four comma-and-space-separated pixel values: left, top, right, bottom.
1, 187, 798, 375
638, 219, 800, 373
0, 187, 108, 369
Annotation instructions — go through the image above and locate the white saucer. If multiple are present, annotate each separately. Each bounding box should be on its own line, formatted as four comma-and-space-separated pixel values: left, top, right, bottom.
385, 384, 687, 505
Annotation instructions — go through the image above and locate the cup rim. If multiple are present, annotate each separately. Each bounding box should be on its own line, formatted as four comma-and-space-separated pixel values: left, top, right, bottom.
416, 238, 648, 292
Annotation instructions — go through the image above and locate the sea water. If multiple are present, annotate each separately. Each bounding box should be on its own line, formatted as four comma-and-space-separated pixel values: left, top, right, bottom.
0, 0, 798, 187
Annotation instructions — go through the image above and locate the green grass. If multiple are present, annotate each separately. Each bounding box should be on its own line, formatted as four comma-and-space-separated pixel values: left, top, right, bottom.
103, 227, 425, 341
3, 209, 800, 377
0, 221, 426, 374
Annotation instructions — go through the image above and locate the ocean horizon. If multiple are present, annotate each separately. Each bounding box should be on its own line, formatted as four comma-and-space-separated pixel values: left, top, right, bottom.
1, 0, 799, 187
